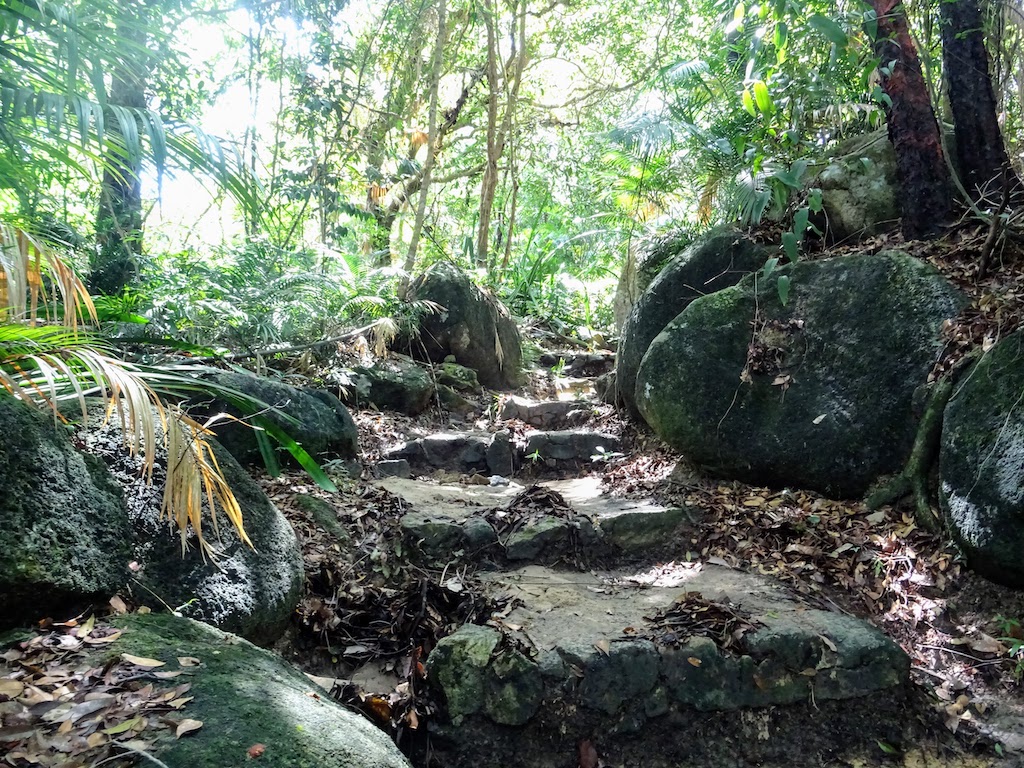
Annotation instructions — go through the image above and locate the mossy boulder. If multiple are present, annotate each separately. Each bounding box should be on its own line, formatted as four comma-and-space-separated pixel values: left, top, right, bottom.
940, 330, 1024, 587
409, 263, 523, 389
0, 396, 130, 629
343, 356, 434, 415
21, 613, 411, 768
130, 441, 303, 646
636, 252, 965, 498
190, 371, 358, 466
617, 228, 770, 414
810, 128, 899, 243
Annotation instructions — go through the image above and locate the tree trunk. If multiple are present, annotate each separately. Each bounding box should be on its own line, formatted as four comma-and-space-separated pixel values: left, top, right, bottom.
92, 5, 148, 297
869, 0, 952, 240
475, 0, 500, 269
403, 0, 447, 277
940, 0, 1023, 201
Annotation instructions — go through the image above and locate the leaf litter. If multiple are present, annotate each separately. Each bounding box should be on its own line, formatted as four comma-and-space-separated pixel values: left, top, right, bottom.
0, 622, 202, 768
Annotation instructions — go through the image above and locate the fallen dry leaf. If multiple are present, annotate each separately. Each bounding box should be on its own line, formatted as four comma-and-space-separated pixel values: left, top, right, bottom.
121, 653, 165, 669
247, 743, 266, 758
176, 718, 203, 738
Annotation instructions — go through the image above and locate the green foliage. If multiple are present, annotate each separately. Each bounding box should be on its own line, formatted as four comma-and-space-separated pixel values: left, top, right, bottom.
995, 615, 1024, 681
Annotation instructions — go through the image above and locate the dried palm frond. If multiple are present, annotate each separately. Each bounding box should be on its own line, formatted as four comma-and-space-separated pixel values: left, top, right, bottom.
0, 227, 250, 554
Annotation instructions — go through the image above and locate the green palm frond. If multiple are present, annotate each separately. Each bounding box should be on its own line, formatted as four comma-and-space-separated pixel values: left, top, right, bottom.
0, 227, 253, 555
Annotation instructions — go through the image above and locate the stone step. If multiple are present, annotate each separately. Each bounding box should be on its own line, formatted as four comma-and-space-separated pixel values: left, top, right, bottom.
380, 429, 620, 476
384, 476, 699, 565
425, 563, 911, 767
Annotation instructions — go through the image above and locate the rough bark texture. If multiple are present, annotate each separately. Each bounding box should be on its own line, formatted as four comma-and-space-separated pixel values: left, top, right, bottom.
941, 0, 1022, 201
92, 68, 146, 295
870, 0, 952, 240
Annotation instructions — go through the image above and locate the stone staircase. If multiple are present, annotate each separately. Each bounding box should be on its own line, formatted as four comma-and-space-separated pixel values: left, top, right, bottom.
372, 392, 913, 768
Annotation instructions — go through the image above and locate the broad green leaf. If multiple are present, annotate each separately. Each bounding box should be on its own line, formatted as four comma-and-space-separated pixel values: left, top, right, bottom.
807, 188, 823, 213
776, 274, 791, 306
773, 21, 788, 51
254, 418, 338, 492
752, 80, 774, 114
794, 207, 809, 236
782, 231, 800, 262
809, 14, 849, 47
761, 257, 779, 280
741, 89, 756, 117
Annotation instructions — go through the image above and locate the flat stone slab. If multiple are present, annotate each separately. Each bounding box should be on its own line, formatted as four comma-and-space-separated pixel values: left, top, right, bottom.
383, 477, 696, 563
429, 563, 908, 727
525, 430, 620, 464
499, 397, 595, 428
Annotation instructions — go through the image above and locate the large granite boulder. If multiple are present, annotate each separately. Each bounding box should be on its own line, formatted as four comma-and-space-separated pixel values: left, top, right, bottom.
637, 252, 965, 498
125, 440, 304, 645
408, 262, 523, 389
0, 613, 411, 768
190, 371, 358, 465
339, 356, 434, 415
810, 129, 899, 244
940, 330, 1024, 587
0, 396, 130, 629
617, 229, 770, 414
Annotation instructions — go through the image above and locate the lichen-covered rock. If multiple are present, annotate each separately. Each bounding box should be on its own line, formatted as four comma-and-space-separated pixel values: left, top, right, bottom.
426, 624, 543, 726
386, 433, 490, 473
54, 613, 411, 768
811, 129, 898, 243
524, 430, 619, 464
636, 252, 964, 498
940, 330, 1024, 587
558, 639, 659, 715
0, 397, 130, 629
342, 356, 434, 415
409, 263, 523, 389
617, 229, 769, 414
130, 441, 303, 645
426, 624, 502, 721
191, 371, 358, 465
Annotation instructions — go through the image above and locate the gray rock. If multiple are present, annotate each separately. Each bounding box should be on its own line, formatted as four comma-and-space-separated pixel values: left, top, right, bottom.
463, 517, 499, 550
376, 458, 412, 478
438, 362, 482, 392
486, 430, 515, 475
438, 384, 477, 415
342, 357, 434, 415
617, 228, 770, 414
401, 512, 466, 560
386, 433, 490, 473
595, 370, 617, 404
504, 516, 571, 560
637, 252, 965, 498
484, 645, 544, 725
500, 397, 596, 428
426, 624, 502, 721
90, 614, 411, 768
599, 507, 698, 553
940, 329, 1024, 586
525, 430, 620, 463
559, 639, 660, 715
409, 262, 524, 389
0, 397, 130, 629
190, 371, 358, 465
811, 129, 898, 243
132, 441, 304, 646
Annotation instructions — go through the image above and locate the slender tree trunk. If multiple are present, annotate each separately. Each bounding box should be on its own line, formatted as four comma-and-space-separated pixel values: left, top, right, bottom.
869, 0, 952, 240
92, 22, 147, 296
476, 0, 500, 269
404, 0, 447, 277
940, 0, 1022, 200
477, 0, 528, 271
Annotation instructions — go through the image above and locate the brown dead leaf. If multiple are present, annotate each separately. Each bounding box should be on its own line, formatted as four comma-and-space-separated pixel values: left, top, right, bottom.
120, 654, 165, 669
687, 657, 702, 667
175, 718, 203, 738
594, 639, 610, 656
0, 679, 25, 698
578, 739, 599, 768
108, 595, 128, 614
177, 656, 201, 667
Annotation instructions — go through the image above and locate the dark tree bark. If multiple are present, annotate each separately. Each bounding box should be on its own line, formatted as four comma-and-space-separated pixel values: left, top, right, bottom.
869, 0, 952, 240
91, 11, 148, 296
940, 0, 1023, 200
